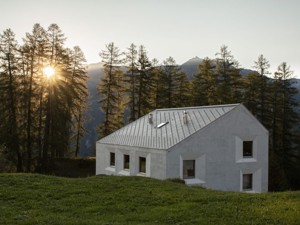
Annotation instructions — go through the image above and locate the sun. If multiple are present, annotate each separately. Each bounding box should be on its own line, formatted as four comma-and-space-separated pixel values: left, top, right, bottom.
43, 66, 55, 79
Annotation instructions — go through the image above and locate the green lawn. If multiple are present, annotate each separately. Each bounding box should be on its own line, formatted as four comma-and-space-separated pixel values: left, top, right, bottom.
0, 174, 299, 225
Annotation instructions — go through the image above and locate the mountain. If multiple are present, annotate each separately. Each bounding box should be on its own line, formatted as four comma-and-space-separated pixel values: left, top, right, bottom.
180, 56, 202, 79
80, 63, 104, 156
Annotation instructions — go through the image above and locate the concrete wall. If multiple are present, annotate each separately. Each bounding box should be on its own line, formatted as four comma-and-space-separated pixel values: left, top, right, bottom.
96, 143, 167, 180
166, 105, 268, 193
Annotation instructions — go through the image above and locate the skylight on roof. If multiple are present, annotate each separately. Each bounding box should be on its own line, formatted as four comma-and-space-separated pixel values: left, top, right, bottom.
156, 121, 169, 128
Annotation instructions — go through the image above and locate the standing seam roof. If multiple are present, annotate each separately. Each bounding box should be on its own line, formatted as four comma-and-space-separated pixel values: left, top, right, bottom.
98, 104, 239, 149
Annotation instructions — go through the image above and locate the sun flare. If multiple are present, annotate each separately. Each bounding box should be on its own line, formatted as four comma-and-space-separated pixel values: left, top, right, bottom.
43, 66, 55, 79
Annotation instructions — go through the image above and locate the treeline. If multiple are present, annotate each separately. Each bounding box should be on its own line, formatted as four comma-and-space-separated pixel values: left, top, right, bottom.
98, 43, 300, 190
0, 24, 88, 173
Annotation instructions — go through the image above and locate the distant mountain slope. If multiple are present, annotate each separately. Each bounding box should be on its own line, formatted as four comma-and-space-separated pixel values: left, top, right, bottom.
180, 56, 202, 79
80, 63, 104, 156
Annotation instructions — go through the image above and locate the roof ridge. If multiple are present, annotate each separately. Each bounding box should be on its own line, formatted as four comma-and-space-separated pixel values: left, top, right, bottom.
156, 103, 240, 112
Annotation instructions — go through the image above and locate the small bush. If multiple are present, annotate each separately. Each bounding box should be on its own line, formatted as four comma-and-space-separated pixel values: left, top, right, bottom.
167, 178, 185, 184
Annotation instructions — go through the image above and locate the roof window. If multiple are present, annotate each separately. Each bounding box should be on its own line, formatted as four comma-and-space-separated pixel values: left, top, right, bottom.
156, 121, 169, 128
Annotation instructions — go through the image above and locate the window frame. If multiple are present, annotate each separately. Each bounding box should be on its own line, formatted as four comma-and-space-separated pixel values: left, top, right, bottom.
123, 154, 130, 170
139, 157, 146, 173
183, 160, 195, 179
243, 141, 253, 158
243, 173, 253, 191
110, 152, 115, 167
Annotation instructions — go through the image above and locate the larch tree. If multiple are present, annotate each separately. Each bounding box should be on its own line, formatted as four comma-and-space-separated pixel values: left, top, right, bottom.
269, 62, 300, 190
98, 42, 124, 137
136, 45, 152, 118
0, 29, 23, 171
66, 46, 88, 157
253, 54, 271, 127
124, 43, 138, 122
150, 58, 165, 109
21, 23, 48, 171
215, 45, 242, 104
161, 56, 183, 108
192, 57, 217, 106
242, 71, 261, 113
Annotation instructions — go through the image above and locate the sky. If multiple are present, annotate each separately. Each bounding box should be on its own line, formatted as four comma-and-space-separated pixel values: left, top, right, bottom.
0, 0, 299, 76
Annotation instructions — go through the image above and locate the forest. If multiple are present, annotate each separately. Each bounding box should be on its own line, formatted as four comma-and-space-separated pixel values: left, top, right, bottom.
0, 24, 299, 191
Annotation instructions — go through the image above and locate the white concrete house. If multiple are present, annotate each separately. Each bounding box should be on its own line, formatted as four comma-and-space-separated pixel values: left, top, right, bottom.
96, 104, 268, 193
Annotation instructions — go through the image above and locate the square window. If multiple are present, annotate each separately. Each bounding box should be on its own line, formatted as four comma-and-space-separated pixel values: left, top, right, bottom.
139, 157, 146, 173
124, 154, 130, 169
243, 141, 253, 158
183, 160, 195, 179
110, 152, 115, 166
243, 174, 253, 190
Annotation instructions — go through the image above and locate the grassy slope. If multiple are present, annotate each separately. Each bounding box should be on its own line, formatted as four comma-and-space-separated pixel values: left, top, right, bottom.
0, 174, 299, 225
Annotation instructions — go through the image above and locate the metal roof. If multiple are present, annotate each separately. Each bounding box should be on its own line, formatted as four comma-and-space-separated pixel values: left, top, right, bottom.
98, 104, 240, 149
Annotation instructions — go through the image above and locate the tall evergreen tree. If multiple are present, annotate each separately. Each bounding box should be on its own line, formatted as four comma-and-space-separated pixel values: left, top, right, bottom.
136, 45, 152, 118
66, 46, 88, 157
150, 58, 165, 109
192, 57, 217, 106
98, 42, 124, 137
174, 70, 190, 107
253, 54, 271, 126
242, 71, 261, 113
21, 23, 47, 171
124, 43, 138, 122
269, 63, 300, 190
215, 45, 242, 104
161, 56, 183, 108
0, 29, 23, 171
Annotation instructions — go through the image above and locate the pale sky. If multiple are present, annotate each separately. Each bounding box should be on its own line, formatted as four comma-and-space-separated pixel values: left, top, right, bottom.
1, 0, 299, 76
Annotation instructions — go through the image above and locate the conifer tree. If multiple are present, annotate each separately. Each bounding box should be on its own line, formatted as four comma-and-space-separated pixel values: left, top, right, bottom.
253, 54, 271, 126
215, 45, 241, 104
0, 29, 23, 171
136, 45, 152, 118
192, 57, 217, 106
150, 58, 165, 109
269, 63, 300, 190
66, 46, 88, 157
174, 70, 190, 107
21, 23, 47, 171
161, 56, 183, 108
242, 71, 261, 113
98, 42, 124, 137
124, 43, 138, 122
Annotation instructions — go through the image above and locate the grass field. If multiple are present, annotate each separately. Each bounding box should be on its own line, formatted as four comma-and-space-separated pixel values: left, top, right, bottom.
0, 174, 299, 225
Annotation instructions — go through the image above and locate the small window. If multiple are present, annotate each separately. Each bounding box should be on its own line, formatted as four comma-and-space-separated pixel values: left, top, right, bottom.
183, 160, 195, 179
243, 174, 253, 190
243, 141, 253, 158
139, 157, 146, 173
110, 152, 115, 167
124, 154, 130, 169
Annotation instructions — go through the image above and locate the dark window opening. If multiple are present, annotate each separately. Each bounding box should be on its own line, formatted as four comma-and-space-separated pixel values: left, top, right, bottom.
124, 154, 130, 169
243, 141, 253, 158
243, 174, 253, 190
110, 152, 115, 166
183, 160, 195, 179
139, 157, 146, 173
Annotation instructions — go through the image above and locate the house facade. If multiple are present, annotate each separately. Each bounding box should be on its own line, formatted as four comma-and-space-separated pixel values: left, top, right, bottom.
96, 104, 268, 193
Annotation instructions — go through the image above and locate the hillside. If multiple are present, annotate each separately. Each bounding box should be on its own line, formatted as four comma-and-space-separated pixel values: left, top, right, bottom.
0, 174, 299, 225
80, 63, 104, 156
